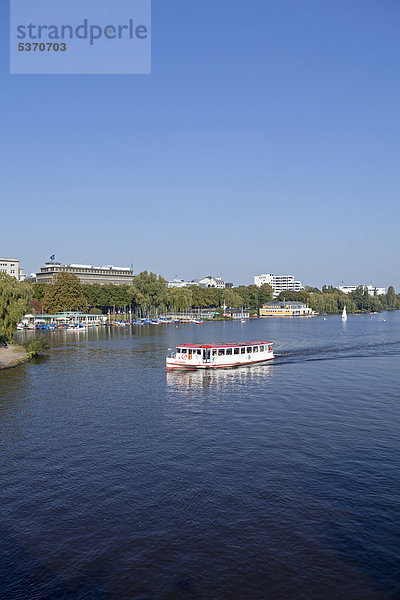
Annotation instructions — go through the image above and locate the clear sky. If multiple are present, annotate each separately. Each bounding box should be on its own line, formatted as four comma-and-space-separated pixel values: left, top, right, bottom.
2, 0, 399, 288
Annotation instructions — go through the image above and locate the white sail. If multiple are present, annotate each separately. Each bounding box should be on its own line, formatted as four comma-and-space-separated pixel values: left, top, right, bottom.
342, 305, 347, 321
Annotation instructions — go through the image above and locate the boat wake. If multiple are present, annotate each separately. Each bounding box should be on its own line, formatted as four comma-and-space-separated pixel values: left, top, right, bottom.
274, 339, 400, 365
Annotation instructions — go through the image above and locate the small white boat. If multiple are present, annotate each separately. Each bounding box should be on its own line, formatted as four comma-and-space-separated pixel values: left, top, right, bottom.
342, 306, 347, 321
166, 341, 274, 370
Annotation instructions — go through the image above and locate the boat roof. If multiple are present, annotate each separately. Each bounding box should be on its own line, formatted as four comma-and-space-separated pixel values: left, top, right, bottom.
176, 341, 272, 348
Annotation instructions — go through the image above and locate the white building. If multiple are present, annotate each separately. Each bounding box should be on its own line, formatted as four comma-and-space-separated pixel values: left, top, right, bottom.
0, 258, 24, 281
338, 285, 386, 296
198, 276, 225, 289
167, 278, 200, 289
254, 273, 302, 298
168, 276, 226, 289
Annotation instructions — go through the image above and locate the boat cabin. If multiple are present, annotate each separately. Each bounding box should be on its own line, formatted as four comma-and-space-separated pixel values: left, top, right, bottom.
167, 341, 274, 370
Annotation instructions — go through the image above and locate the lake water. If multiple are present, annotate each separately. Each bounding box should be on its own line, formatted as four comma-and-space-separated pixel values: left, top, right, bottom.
1, 312, 399, 599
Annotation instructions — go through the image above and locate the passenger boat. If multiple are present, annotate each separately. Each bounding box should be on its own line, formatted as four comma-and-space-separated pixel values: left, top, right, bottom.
166, 340, 274, 370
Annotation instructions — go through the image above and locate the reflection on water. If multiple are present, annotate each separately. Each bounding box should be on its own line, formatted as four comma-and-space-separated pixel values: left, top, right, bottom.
167, 362, 274, 392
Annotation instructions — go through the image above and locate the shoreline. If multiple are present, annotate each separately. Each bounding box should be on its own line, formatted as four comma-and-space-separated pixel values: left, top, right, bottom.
0, 345, 29, 370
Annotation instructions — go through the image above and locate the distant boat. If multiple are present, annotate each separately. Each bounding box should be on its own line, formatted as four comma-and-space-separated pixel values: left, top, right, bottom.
342, 306, 347, 321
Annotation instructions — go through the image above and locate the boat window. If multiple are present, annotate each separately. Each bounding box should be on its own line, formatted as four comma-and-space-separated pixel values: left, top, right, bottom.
218, 348, 225, 356
226, 348, 232, 355
196, 349, 201, 355
259, 345, 264, 352
181, 348, 187, 354
188, 349, 192, 355
241, 347, 246, 354
234, 348, 239, 355
212, 349, 217, 356
247, 347, 252, 353
253, 346, 259, 352
176, 348, 181, 353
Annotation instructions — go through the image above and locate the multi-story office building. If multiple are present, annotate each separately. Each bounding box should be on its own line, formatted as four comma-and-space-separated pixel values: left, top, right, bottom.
254, 273, 302, 298
338, 285, 386, 296
36, 262, 135, 285
0, 258, 24, 281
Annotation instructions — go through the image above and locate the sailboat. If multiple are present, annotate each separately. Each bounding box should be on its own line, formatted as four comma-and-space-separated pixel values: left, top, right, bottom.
342, 305, 347, 321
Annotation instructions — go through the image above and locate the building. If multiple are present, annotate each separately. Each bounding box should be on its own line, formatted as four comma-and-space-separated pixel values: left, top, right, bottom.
0, 258, 24, 281
198, 276, 225, 288
167, 278, 200, 288
36, 262, 135, 285
254, 273, 302, 298
338, 285, 386, 296
167, 276, 226, 289
259, 301, 313, 317
21, 312, 108, 326
224, 309, 250, 319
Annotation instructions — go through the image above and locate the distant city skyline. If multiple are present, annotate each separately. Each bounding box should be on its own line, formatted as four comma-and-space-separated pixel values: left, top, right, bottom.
3, 252, 393, 292
2, 1, 399, 289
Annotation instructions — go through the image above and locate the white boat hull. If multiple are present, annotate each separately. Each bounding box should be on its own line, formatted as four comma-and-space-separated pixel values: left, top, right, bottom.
166, 352, 274, 370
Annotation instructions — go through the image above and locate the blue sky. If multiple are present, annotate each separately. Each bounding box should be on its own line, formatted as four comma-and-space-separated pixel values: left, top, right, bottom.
2, 0, 399, 288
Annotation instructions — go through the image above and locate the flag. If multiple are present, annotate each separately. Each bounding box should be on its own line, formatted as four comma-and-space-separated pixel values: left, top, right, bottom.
50, 254, 55, 261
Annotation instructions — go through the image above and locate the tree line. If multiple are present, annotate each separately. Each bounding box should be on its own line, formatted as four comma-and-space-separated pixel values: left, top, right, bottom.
32, 271, 275, 315
31, 274, 400, 315
2, 271, 400, 344
276, 285, 400, 314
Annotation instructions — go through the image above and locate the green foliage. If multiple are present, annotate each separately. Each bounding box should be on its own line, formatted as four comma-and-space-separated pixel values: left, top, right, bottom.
386, 286, 398, 310
32, 282, 47, 301
43, 272, 88, 313
235, 284, 273, 309
34, 272, 399, 317
275, 288, 358, 314
0, 273, 33, 342
129, 271, 168, 315
222, 288, 243, 308
276, 290, 311, 304
167, 287, 193, 311
23, 337, 50, 359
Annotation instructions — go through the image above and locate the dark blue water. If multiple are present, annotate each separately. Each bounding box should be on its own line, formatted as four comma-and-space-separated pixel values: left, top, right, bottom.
1, 313, 399, 599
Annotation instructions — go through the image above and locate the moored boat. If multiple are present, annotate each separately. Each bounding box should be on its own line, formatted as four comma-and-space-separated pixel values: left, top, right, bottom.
166, 341, 274, 370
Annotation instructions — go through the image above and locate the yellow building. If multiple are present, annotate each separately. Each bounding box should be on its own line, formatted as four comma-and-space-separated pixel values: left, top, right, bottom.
259, 301, 313, 317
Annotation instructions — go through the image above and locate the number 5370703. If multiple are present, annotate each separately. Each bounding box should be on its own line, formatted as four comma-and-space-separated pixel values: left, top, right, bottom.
18, 43, 66, 51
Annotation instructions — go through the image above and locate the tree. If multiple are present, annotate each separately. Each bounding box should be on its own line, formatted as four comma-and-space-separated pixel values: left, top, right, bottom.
386, 286, 398, 310
167, 287, 192, 311
43, 272, 88, 313
222, 288, 243, 308
32, 282, 47, 301
258, 283, 274, 304
129, 271, 168, 316
0, 273, 32, 342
